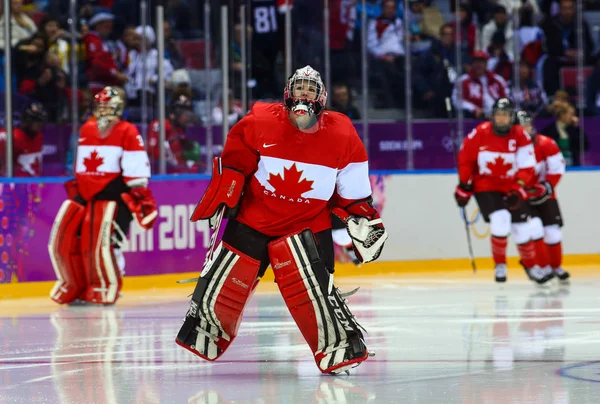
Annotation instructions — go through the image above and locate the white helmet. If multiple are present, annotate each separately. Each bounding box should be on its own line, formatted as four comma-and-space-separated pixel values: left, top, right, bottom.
284, 65, 327, 123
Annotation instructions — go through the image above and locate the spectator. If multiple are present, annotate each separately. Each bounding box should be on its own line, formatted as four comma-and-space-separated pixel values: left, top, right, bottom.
414, 23, 471, 117
329, 0, 358, 88
367, 0, 405, 108
451, 2, 479, 57
0, 0, 37, 50
406, 0, 444, 41
481, 5, 514, 59
540, 0, 594, 95
83, 12, 128, 95
498, 0, 541, 16
232, 23, 250, 100
14, 33, 47, 89
510, 60, 548, 116
125, 25, 174, 107
163, 20, 184, 70
39, 15, 74, 75
518, 5, 544, 67
330, 83, 361, 120
115, 26, 136, 72
0, 102, 47, 177
540, 101, 589, 166
212, 89, 242, 126
486, 31, 513, 81
452, 50, 509, 119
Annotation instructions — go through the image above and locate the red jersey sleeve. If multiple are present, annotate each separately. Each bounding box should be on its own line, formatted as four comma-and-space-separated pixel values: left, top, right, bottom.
541, 136, 565, 188
458, 127, 480, 185
220, 110, 260, 178
84, 35, 118, 80
335, 119, 371, 206
515, 127, 535, 185
121, 123, 151, 186
147, 120, 160, 161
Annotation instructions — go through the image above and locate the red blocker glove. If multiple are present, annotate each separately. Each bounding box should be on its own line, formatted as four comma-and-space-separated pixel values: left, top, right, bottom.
454, 182, 472, 208
503, 182, 528, 210
121, 187, 158, 230
526, 181, 553, 206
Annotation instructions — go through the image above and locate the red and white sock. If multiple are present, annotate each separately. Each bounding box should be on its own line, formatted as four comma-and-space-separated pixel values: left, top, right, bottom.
517, 240, 536, 269
546, 242, 563, 269
491, 236, 508, 265
533, 238, 549, 268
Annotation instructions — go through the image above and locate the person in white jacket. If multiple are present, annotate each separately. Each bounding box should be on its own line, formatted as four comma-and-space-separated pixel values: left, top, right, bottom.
481, 5, 514, 59
0, 0, 37, 49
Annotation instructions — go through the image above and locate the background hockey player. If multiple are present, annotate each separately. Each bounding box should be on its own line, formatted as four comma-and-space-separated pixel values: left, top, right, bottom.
454, 98, 552, 284
0, 102, 47, 177
147, 94, 202, 173
517, 111, 569, 281
49, 87, 158, 305
176, 66, 388, 374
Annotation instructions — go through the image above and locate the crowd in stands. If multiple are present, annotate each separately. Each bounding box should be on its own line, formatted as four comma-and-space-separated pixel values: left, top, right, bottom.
0, 0, 596, 176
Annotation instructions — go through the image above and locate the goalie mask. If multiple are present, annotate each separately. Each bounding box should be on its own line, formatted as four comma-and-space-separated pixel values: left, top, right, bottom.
284, 65, 327, 131
94, 87, 124, 132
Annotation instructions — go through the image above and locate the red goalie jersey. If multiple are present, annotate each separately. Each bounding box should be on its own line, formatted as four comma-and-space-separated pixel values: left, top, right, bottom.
75, 118, 151, 200
533, 134, 565, 198
458, 122, 536, 192
222, 102, 371, 236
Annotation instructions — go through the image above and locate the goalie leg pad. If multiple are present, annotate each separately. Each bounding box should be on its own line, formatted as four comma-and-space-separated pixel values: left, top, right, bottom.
80, 200, 122, 305
49, 200, 86, 304
176, 241, 261, 361
269, 229, 369, 374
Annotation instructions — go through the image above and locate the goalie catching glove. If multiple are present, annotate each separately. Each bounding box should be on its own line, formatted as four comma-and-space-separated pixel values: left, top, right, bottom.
332, 197, 388, 264
121, 187, 158, 230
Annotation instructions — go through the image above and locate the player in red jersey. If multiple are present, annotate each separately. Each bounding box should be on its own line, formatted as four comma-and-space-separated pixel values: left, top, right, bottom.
0, 102, 47, 177
147, 94, 202, 173
176, 66, 388, 374
454, 98, 552, 284
517, 111, 569, 281
49, 87, 158, 305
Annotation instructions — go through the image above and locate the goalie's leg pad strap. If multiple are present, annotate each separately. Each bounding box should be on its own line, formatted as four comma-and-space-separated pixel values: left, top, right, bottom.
269, 229, 369, 374
80, 200, 122, 305
176, 241, 261, 361
49, 200, 86, 304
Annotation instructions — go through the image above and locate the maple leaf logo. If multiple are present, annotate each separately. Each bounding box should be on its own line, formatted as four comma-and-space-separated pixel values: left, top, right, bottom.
83, 150, 104, 172
266, 163, 314, 199
486, 156, 513, 178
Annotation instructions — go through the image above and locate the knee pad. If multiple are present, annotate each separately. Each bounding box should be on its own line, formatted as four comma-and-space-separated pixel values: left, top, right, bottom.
176, 242, 261, 361
49, 200, 86, 304
80, 201, 122, 305
544, 224, 562, 244
511, 222, 531, 245
269, 229, 369, 374
489, 209, 511, 237
529, 217, 545, 240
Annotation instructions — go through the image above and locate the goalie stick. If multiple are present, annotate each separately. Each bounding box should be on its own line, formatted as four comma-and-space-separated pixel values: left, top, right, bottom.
445, 97, 477, 273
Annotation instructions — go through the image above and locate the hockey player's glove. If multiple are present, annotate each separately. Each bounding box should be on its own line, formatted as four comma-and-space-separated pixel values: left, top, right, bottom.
454, 182, 472, 207
527, 181, 553, 206
332, 197, 388, 264
503, 182, 528, 210
121, 187, 158, 230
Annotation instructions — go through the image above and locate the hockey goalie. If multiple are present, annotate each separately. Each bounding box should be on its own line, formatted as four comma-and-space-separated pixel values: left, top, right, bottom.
49, 87, 158, 305
176, 66, 388, 374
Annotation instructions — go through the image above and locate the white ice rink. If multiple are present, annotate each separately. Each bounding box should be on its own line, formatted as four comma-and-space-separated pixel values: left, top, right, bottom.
1, 269, 600, 403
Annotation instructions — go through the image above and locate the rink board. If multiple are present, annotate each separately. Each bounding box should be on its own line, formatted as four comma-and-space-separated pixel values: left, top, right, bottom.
0, 171, 598, 297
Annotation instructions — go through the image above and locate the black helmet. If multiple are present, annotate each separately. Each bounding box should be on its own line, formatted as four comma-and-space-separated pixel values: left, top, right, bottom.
20, 102, 47, 136
516, 110, 536, 137
491, 98, 514, 135
169, 94, 193, 115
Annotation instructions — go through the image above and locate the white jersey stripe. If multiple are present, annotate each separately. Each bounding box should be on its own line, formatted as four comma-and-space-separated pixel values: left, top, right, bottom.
76, 145, 122, 173
546, 152, 566, 175
516, 144, 536, 169
336, 161, 371, 200
122, 150, 151, 178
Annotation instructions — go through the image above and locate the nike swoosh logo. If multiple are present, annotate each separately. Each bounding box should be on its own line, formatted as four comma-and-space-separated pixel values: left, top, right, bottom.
263, 143, 277, 148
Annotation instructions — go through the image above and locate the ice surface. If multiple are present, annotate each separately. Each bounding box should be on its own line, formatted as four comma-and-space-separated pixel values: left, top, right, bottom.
1, 269, 600, 403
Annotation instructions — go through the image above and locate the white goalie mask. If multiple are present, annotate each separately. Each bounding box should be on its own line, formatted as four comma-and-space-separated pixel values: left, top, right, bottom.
284, 65, 327, 130
93, 86, 124, 132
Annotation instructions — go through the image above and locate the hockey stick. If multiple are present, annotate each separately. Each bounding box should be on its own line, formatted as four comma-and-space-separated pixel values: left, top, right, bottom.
445, 97, 477, 273
177, 205, 226, 284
